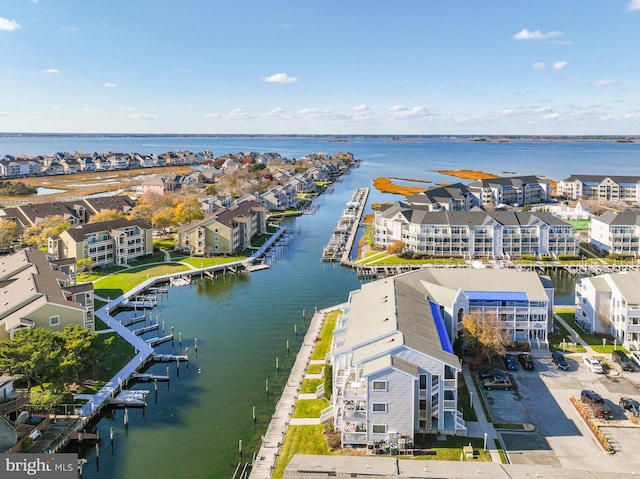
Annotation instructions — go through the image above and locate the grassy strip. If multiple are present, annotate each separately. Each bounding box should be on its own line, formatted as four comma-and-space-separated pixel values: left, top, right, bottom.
93, 263, 190, 298
300, 378, 323, 395
292, 399, 329, 418
179, 255, 248, 268
409, 435, 491, 461
311, 311, 339, 360
306, 363, 324, 375
557, 312, 629, 354
457, 373, 477, 422
272, 425, 332, 479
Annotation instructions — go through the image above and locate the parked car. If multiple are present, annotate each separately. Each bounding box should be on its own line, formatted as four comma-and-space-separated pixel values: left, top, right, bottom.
581, 389, 613, 419
612, 350, 634, 371
505, 353, 519, 371
551, 350, 569, 371
619, 397, 640, 417
631, 351, 640, 368
482, 376, 513, 390
582, 356, 604, 374
518, 353, 535, 370
479, 369, 509, 380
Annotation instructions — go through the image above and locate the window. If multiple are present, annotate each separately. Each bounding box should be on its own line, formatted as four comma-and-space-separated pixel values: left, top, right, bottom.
372, 424, 386, 434
372, 381, 387, 391
372, 403, 387, 413
50, 315, 60, 326
419, 374, 427, 390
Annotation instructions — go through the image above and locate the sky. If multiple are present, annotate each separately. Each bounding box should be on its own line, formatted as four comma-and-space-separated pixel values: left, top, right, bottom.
1, 0, 639, 135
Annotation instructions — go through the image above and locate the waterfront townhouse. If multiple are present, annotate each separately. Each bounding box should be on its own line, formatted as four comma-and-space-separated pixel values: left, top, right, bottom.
261, 185, 298, 211
590, 210, 640, 255
558, 175, 640, 202
467, 175, 550, 207
77, 157, 96, 172
575, 271, 640, 348
330, 271, 466, 448
404, 183, 476, 211
48, 218, 153, 267
0, 248, 94, 341
0, 158, 41, 177
176, 199, 267, 256
374, 206, 578, 259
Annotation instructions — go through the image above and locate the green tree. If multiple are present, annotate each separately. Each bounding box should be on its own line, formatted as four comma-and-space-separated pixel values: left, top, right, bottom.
152, 207, 175, 231
58, 325, 101, 385
77, 258, 93, 273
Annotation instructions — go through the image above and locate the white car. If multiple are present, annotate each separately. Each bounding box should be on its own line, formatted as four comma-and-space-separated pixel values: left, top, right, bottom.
583, 356, 604, 374
631, 351, 640, 368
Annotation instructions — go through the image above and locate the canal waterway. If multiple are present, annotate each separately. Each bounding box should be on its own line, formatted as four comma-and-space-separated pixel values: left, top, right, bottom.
4, 135, 632, 478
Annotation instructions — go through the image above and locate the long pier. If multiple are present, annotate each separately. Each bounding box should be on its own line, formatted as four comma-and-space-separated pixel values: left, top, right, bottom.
322, 187, 369, 262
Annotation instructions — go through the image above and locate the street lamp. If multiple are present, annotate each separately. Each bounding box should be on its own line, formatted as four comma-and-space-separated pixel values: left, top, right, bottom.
470, 391, 474, 408
484, 432, 487, 451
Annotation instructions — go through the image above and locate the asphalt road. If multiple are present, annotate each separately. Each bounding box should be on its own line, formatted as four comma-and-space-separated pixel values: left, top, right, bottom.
480, 351, 640, 473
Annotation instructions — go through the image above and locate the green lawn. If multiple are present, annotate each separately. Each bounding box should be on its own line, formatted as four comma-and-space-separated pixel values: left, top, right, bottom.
292, 398, 329, 418
306, 363, 325, 375
300, 378, 323, 394
179, 255, 249, 268
311, 311, 339, 360
93, 263, 190, 298
557, 312, 628, 354
272, 425, 332, 479
409, 435, 491, 462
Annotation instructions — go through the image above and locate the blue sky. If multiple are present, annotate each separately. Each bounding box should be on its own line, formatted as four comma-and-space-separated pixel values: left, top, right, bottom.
1, 0, 639, 135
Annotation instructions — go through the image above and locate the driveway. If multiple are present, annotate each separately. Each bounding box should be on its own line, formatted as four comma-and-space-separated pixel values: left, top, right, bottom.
480, 352, 640, 473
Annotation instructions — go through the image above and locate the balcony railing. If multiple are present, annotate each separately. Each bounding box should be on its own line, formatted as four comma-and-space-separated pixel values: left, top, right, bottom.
342, 431, 367, 444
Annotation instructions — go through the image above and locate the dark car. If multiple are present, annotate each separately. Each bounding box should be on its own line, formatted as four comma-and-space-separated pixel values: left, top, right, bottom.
551, 350, 569, 371
505, 353, 518, 371
619, 397, 640, 417
581, 389, 614, 419
518, 353, 535, 370
479, 369, 509, 380
612, 350, 634, 371
482, 376, 513, 390
581, 389, 604, 406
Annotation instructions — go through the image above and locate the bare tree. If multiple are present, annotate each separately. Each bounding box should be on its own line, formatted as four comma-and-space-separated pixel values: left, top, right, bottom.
461, 312, 509, 362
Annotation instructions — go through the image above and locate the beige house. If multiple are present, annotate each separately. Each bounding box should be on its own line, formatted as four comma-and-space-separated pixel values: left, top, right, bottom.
176, 200, 267, 256
0, 248, 94, 341
48, 218, 153, 267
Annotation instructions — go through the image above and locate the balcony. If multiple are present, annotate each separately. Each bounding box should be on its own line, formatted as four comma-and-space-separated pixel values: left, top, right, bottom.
342, 431, 368, 444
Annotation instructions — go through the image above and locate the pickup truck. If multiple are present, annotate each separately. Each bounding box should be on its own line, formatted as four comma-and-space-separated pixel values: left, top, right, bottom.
581, 389, 614, 419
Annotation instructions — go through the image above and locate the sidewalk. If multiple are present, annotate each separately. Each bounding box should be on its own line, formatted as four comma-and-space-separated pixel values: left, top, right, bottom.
461, 365, 502, 463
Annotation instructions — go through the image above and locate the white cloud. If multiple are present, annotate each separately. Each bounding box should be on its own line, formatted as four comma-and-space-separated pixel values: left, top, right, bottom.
0, 111, 12, 116
104, 82, 118, 88
353, 104, 369, 111
623, 111, 640, 119
387, 105, 429, 118
533, 62, 546, 70
513, 28, 563, 40
552, 61, 568, 70
591, 79, 619, 87
261, 73, 298, 84
630, 0, 640, 10
262, 107, 292, 120
204, 112, 221, 118
42, 68, 59, 74
227, 109, 255, 120
125, 112, 158, 120
0, 17, 21, 31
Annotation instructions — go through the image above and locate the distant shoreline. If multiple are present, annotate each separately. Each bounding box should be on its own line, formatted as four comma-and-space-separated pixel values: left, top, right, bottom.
0, 133, 637, 142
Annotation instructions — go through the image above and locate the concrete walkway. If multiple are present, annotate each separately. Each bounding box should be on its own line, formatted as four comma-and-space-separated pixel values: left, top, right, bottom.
248, 305, 343, 479
461, 365, 503, 463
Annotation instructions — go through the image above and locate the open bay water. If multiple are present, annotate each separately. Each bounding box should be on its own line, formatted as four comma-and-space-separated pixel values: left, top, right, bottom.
2, 136, 638, 477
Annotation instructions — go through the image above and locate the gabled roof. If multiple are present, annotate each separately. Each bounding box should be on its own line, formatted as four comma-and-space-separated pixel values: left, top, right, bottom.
468, 175, 545, 188
63, 218, 151, 241
593, 210, 640, 226
561, 174, 640, 184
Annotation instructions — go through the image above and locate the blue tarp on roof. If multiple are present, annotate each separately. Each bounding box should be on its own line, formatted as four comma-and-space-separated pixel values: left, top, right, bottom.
429, 300, 454, 354
465, 291, 528, 302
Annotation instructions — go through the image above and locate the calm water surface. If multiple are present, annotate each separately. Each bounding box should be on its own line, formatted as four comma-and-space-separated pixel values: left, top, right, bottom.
4, 136, 634, 478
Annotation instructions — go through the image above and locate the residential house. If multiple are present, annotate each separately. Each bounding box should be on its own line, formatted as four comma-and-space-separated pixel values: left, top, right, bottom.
48, 218, 153, 267
330, 268, 553, 447
590, 211, 640, 255
60, 158, 80, 174
77, 157, 96, 172
558, 175, 640, 202
404, 183, 476, 211
374, 206, 578, 259
0, 248, 95, 341
0, 159, 41, 177
467, 176, 550, 207
575, 271, 640, 348
176, 199, 267, 256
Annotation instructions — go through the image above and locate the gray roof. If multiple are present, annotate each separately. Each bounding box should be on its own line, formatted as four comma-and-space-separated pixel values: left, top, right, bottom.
605, 272, 640, 303
561, 174, 640, 184
404, 183, 472, 205
64, 218, 151, 241
594, 210, 640, 226
379, 204, 570, 227
468, 175, 545, 188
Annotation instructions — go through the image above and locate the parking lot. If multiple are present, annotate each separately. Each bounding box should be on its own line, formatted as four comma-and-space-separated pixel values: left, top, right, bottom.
480, 351, 640, 473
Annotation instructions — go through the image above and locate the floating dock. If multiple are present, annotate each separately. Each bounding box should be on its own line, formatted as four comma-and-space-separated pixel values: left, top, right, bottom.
322, 187, 369, 262
107, 390, 149, 408
132, 373, 170, 382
